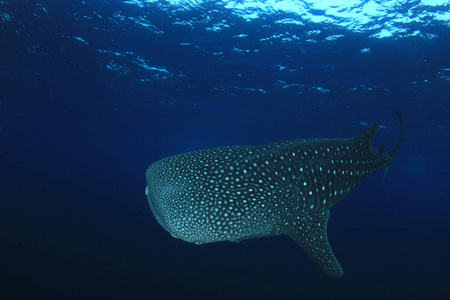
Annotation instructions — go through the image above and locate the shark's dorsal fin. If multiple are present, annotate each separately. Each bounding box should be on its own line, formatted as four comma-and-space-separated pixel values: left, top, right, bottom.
288, 210, 343, 278
354, 124, 379, 150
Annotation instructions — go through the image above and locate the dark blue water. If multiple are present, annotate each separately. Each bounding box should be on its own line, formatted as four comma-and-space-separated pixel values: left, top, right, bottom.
1, 1, 449, 299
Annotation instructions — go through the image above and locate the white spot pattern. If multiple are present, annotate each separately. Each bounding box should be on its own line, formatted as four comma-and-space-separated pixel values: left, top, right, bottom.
145, 123, 401, 277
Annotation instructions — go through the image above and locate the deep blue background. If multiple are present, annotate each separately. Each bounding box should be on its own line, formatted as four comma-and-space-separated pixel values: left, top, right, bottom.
1, 1, 450, 299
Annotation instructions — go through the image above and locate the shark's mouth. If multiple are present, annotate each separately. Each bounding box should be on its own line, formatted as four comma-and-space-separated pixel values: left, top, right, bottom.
145, 185, 170, 233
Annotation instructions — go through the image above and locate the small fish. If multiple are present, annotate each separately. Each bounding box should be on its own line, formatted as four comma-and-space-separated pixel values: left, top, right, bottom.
145, 113, 403, 277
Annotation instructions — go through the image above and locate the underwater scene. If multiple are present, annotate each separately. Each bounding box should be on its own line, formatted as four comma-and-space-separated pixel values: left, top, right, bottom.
1, 0, 449, 299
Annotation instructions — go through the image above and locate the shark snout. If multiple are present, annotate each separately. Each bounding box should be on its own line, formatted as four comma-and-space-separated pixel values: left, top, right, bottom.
145, 185, 170, 233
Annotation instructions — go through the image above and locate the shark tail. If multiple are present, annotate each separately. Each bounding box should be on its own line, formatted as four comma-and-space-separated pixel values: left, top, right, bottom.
383, 111, 404, 180
354, 111, 403, 157
387, 111, 404, 157
354, 111, 403, 181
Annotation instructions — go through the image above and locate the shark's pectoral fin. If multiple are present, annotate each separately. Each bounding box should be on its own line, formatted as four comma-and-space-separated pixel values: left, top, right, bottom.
288, 210, 343, 278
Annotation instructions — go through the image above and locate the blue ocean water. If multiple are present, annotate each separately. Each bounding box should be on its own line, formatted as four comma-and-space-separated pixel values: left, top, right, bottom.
1, 0, 449, 299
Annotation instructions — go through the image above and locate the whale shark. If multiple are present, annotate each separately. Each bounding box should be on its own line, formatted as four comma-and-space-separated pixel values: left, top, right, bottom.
145, 113, 403, 277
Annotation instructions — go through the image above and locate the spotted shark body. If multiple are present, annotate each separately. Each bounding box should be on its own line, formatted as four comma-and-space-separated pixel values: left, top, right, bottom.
145, 114, 403, 277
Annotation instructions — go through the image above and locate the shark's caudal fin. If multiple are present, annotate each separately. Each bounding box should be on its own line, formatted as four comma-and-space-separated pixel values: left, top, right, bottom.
288, 210, 343, 278
383, 111, 404, 180
387, 111, 404, 157
355, 112, 403, 157
353, 112, 403, 181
